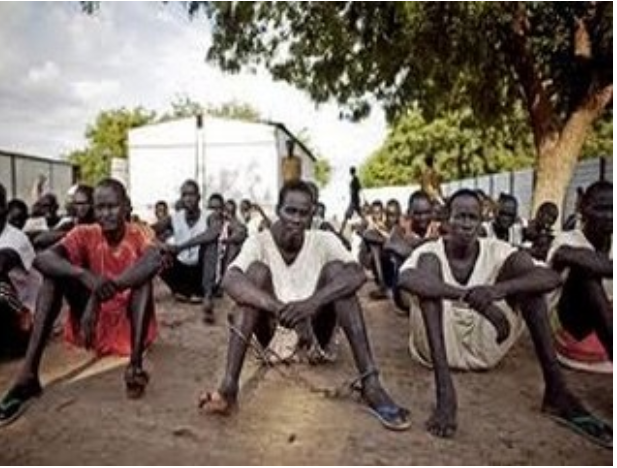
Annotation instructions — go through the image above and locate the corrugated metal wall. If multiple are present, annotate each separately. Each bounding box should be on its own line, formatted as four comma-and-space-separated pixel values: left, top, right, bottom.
364, 157, 612, 220
0, 150, 76, 204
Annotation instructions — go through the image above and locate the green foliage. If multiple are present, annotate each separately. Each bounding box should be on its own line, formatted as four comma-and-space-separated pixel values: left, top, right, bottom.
294, 128, 331, 188
581, 115, 613, 159
193, 2, 611, 125
159, 95, 261, 122
314, 158, 332, 189
67, 107, 156, 185
360, 108, 534, 188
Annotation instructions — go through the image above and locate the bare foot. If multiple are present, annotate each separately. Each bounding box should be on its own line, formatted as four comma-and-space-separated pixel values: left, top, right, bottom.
124, 366, 149, 399
198, 390, 236, 415
426, 385, 457, 438
479, 304, 510, 344
426, 403, 457, 438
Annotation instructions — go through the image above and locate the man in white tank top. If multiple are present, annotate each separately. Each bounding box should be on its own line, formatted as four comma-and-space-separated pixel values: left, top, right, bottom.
153, 180, 223, 324
398, 188, 611, 448
198, 181, 411, 431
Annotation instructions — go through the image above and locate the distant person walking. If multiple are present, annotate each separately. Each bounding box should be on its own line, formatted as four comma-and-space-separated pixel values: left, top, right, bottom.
339, 166, 363, 235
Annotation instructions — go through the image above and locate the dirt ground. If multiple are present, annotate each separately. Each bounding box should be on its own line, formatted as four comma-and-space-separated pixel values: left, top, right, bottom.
0, 281, 612, 465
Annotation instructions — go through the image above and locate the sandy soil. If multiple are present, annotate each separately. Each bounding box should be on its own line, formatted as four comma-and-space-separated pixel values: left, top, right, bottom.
0, 281, 612, 465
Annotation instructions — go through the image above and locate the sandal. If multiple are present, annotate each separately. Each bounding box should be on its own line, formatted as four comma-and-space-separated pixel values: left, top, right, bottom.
0, 380, 43, 427
366, 404, 412, 431
545, 411, 612, 449
124, 366, 150, 399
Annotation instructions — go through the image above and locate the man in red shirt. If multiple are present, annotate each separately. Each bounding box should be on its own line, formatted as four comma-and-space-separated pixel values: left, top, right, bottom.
0, 178, 163, 426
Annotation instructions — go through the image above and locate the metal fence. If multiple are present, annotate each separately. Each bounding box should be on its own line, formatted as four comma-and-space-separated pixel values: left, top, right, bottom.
364, 157, 612, 220
0, 150, 77, 204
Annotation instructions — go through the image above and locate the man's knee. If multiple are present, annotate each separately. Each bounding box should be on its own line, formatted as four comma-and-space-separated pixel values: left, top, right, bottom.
245, 261, 273, 288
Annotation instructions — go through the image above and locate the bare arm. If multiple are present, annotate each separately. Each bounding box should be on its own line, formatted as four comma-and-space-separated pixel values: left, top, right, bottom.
221, 267, 284, 316
398, 253, 466, 301
310, 262, 366, 309
551, 246, 612, 278
34, 244, 94, 287
175, 219, 222, 252
151, 217, 172, 237
114, 246, 163, 291
493, 250, 562, 299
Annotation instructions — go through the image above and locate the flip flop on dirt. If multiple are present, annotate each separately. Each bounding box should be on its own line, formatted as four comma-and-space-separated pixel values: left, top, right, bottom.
0, 379, 43, 427
545, 411, 612, 449
124, 366, 149, 399
365, 403, 412, 432
197, 390, 236, 415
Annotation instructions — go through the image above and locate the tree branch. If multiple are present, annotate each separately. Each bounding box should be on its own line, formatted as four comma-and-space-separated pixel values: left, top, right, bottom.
502, 2, 558, 150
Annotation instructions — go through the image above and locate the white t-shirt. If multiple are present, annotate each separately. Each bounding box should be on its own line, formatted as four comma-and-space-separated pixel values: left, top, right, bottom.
169, 209, 208, 266
400, 237, 524, 370
546, 229, 613, 310
0, 224, 42, 312
230, 229, 355, 303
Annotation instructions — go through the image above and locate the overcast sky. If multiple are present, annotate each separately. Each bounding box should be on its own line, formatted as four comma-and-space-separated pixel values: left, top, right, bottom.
0, 2, 387, 210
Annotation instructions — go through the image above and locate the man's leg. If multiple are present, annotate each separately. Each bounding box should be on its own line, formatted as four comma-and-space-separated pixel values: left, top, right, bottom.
0, 280, 29, 359
498, 260, 611, 445
200, 262, 276, 413
318, 261, 410, 430
558, 267, 612, 360
125, 281, 154, 399
200, 242, 219, 323
414, 253, 457, 437
0, 277, 84, 425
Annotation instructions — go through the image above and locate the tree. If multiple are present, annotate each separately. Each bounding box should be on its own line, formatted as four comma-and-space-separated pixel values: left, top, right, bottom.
159, 95, 261, 122
314, 158, 332, 189
294, 128, 332, 188
190, 2, 612, 210
67, 107, 156, 185
359, 108, 534, 188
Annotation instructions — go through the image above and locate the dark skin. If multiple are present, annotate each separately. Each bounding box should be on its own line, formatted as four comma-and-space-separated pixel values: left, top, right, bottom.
153, 182, 222, 257
203, 189, 406, 422
32, 189, 94, 250
491, 198, 517, 241
399, 194, 597, 439
5, 184, 162, 400
385, 195, 434, 260
550, 187, 612, 359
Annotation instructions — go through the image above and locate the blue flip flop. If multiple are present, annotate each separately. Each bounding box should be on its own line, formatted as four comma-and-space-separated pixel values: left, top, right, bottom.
366, 404, 412, 431
0, 383, 42, 428
546, 412, 612, 449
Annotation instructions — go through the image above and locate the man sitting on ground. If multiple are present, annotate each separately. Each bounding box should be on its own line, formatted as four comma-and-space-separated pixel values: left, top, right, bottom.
385, 190, 439, 312
0, 178, 163, 426
361, 199, 402, 300
481, 193, 524, 247
523, 201, 559, 261
0, 184, 42, 359
199, 181, 411, 431
154, 180, 222, 323
547, 181, 612, 374
397, 188, 611, 448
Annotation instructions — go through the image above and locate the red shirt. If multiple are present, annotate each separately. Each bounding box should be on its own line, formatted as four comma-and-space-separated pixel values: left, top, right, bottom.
60, 223, 157, 356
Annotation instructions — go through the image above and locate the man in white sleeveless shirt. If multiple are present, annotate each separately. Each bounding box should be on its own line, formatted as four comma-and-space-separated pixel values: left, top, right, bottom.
398, 188, 611, 448
198, 181, 411, 431
154, 180, 222, 324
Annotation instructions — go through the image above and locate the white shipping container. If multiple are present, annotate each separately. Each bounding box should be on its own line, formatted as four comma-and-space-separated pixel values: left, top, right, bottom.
128, 115, 316, 222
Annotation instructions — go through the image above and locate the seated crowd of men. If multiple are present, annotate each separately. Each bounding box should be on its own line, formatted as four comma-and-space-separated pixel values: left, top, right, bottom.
0, 176, 611, 449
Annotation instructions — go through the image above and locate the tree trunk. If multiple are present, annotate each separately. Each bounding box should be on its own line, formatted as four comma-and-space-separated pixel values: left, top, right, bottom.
532, 107, 597, 216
